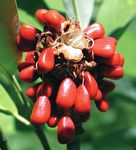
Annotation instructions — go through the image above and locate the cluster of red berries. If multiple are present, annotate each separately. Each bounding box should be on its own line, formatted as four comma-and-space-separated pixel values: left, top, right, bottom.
16, 9, 124, 144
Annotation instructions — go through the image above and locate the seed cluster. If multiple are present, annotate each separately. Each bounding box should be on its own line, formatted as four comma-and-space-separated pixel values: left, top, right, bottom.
17, 9, 125, 144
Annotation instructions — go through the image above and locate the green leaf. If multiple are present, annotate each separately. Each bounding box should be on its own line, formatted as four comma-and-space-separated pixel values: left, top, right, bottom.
96, 0, 136, 36
63, 0, 94, 29
0, 0, 21, 73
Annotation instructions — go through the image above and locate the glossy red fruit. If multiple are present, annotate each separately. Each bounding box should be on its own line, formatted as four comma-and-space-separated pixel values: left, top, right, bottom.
18, 65, 38, 83
16, 35, 34, 52
100, 51, 121, 66
102, 66, 124, 79
37, 47, 55, 74
101, 80, 115, 94
79, 112, 90, 122
74, 84, 90, 113
35, 9, 48, 24
19, 24, 41, 43
26, 83, 40, 99
44, 10, 66, 32
18, 61, 35, 71
84, 71, 98, 98
47, 115, 59, 127
37, 79, 53, 98
92, 37, 116, 58
30, 96, 51, 124
57, 116, 75, 144
25, 50, 37, 62
83, 22, 105, 39
96, 98, 109, 112
119, 55, 125, 66
93, 89, 102, 101
56, 78, 76, 109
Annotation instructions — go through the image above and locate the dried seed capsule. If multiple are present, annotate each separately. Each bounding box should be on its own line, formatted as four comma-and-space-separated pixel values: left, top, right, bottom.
57, 116, 75, 144
56, 78, 76, 109
92, 37, 116, 58
83, 22, 105, 39
37, 47, 55, 74
84, 71, 98, 98
30, 96, 51, 124
74, 84, 90, 113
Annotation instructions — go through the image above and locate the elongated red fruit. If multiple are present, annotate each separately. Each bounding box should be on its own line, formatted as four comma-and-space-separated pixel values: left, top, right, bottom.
119, 55, 125, 66
47, 115, 59, 127
92, 37, 116, 58
18, 65, 38, 83
83, 22, 105, 39
30, 96, 51, 124
44, 10, 66, 32
102, 66, 124, 79
37, 79, 53, 98
25, 50, 37, 62
95, 98, 109, 112
26, 83, 40, 99
18, 61, 35, 71
93, 89, 102, 101
16, 35, 34, 52
78, 112, 90, 122
56, 78, 76, 109
99, 51, 121, 66
74, 84, 90, 113
37, 47, 55, 74
19, 24, 41, 43
35, 9, 48, 24
57, 116, 75, 144
84, 71, 98, 98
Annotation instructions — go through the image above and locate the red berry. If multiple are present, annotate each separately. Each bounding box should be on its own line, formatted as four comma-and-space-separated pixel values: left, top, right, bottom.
99, 51, 121, 66
74, 84, 90, 113
56, 78, 76, 109
47, 115, 59, 127
37, 78, 53, 98
30, 96, 51, 124
84, 22, 105, 39
57, 116, 75, 144
16, 35, 34, 52
93, 89, 102, 101
18, 65, 38, 83
44, 10, 66, 32
19, 24, 41, 43
37, 47, 55, 74
92, 37, 116, 58
35, 9, 48, 24
25, 50, 37, 62
119, 55, 125, 66
102, 66, 124, 79
96, 98, 109, 112
84, 71, 98, 98
26, 83, 40, 99
18, 61, 35, 71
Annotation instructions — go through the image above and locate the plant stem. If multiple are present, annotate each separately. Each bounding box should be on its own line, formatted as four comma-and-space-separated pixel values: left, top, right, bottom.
33, 124, 51, 150
73, 0, 80, 22
0, 128, 9, 150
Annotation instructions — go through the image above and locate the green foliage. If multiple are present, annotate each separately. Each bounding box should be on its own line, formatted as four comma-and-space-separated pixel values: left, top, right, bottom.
0, 0, 136, 150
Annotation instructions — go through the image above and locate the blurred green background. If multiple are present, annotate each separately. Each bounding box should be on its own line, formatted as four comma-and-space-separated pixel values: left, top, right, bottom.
0, 0, 136, 150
